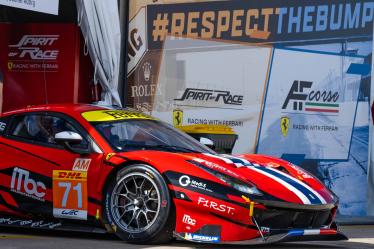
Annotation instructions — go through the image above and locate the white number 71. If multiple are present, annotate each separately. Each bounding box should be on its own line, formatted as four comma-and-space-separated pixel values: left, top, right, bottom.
58, 182, 82, 208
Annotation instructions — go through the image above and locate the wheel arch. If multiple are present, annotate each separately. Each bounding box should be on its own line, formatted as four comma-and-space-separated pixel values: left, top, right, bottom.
100, 160, 176, 242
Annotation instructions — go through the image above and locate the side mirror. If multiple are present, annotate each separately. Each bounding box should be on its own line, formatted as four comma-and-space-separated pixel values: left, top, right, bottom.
55, 131, 85, 154
200, 137, 214, 149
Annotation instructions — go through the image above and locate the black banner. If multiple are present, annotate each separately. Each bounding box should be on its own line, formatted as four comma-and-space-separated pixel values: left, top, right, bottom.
147, 0, 374, 49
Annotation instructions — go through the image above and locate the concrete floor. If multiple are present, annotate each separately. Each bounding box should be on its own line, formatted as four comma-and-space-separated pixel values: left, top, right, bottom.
0, 225, 373, 249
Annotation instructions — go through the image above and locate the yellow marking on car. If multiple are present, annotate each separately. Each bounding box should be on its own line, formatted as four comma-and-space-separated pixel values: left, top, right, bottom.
242, 195, 255, 217
82, 110, 154, 122
106, 153, 116, 161
249, 201, 255, 217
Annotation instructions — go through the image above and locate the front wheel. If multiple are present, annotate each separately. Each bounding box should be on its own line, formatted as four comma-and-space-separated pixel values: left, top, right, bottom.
104, 164, 174, 244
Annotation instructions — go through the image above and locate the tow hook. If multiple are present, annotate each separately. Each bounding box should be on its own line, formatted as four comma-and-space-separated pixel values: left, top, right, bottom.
242, 196, 266, 242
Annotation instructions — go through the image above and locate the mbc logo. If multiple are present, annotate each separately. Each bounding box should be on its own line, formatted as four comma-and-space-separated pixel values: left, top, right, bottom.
11, 167, 46, 199
182, 214, 196, 226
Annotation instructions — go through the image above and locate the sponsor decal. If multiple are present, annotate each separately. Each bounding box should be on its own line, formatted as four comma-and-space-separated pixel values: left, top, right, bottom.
147, 1, 373, 49
53, 170, 88, 220
173, 109, 183, 126
11, 167, 46, 202
182, 214, 196, 226
261, 227, 270, 234
81, 110, 154, 122
184, 233, 220, 243
179, 175, 212, 193
8, 35, 60, 72
72, 158, 91, 172
280, 80, 341, 136
280, 117, 289, 137
53, 208, 87, 220
132, 59, 160, 100
197, 197, 235, 215
0, 217, 62, 229
131, 83, 160, 98
288, 164, 313, 179
174, 88, 244, 106
142, 61, 152, 81
187, 118, 243, 127
192, 158, 240, 178
282, 80, 339, 114
0, 122, 6, 132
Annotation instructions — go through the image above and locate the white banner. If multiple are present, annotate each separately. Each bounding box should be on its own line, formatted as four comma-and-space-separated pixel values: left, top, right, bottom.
0, 0, 59, 15
152, 37, 272, 154
258, 48, 364, 160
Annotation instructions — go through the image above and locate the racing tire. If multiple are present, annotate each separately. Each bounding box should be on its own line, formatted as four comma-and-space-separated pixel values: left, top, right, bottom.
104, 164, 174, 244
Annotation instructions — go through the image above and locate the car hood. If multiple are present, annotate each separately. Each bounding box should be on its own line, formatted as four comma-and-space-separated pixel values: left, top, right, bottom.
112, 150, 337, 206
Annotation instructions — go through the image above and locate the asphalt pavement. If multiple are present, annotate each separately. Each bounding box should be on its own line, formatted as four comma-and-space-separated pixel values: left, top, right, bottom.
0, 225, 373, 249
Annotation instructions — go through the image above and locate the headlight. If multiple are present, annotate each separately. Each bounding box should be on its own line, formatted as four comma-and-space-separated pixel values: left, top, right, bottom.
213, 171, 263, 196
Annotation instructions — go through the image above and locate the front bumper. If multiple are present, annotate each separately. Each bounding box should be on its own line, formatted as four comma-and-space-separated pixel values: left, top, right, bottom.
227, 228, 347, 245
176, 228, 348, 245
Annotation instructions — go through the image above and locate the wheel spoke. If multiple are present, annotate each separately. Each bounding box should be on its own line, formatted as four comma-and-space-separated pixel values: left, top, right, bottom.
142, 210, 150, 225
122, 180, 136, 196
115, 193, 133, 201
118, 207, 134, 221
125, 210, 138, 228
135, 211, 141, 229
146, 186, 154, 198
146, 208, 157, 213
113, 203, 133, 209
139, 178, 146, 191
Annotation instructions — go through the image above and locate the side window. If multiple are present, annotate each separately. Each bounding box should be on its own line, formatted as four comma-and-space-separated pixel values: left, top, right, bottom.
10, 114, 88, 149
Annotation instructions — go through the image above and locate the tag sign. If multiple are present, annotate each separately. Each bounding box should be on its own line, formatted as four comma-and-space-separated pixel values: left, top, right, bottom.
53, 170, 88, 220
0, 0, 59, 15
72, 159, 91, 172
127, 7, 147, 74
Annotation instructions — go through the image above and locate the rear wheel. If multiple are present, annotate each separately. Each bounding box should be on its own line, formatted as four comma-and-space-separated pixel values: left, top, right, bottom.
104, 164, 174, 243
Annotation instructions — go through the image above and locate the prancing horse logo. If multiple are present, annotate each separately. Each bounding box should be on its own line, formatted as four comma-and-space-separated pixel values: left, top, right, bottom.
173, 109, 183, 127
281, 117, 289, 137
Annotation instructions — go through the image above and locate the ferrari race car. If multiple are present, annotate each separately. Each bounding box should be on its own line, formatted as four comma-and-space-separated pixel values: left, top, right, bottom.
0, 104, 347, 244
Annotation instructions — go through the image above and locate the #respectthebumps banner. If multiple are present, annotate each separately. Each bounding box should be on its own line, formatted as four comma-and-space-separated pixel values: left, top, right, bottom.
128, 0, 374, 217
146, 0, 374, 49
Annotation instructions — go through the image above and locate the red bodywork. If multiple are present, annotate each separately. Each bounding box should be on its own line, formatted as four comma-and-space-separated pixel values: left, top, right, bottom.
0, 104, 346, 244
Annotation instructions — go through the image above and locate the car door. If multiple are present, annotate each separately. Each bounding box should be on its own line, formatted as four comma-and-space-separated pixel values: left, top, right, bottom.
0, 111, 103, 222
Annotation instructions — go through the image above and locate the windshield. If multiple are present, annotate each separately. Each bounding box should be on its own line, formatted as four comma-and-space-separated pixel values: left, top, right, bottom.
92, 119, 214, 153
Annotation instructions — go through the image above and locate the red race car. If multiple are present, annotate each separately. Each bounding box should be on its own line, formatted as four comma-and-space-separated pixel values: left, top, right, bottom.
0, 104, 347, 244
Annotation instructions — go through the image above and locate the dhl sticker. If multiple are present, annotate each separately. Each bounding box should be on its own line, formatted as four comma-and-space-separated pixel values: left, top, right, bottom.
53, 170, 87, 180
